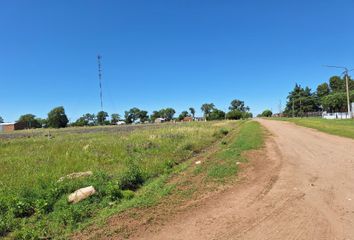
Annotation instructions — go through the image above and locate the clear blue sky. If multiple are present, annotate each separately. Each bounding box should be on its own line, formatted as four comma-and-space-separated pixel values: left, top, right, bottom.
1, 0, 354, 122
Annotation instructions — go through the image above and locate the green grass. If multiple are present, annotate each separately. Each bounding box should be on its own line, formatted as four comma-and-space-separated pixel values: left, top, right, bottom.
206, 121, 264, 181
0, 121, 238, 239
273, 117, 354, 139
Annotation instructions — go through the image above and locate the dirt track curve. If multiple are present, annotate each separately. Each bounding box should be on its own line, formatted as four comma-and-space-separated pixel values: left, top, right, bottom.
132, 119, 354, 240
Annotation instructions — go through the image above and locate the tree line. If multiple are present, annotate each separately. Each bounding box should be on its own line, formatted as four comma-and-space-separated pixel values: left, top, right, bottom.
284, 75, 354, 117
0, 99, 252, 129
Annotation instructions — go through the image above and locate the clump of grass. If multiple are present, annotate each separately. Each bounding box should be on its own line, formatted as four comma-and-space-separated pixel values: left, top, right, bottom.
206, 121, 264, 181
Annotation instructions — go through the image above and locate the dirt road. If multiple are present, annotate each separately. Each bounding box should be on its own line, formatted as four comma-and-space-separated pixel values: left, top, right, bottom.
133, 119, 354, 240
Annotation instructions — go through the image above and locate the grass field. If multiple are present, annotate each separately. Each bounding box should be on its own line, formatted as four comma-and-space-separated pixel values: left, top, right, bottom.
0, 121, 264, 239
273, 118, 354, 139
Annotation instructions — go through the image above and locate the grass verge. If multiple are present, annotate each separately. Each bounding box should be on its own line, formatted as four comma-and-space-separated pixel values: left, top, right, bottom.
0, 121, 237, 239
271, 117, 354, 139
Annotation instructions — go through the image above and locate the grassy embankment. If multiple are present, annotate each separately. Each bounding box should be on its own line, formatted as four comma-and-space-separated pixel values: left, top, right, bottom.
273, 118, 354, 139
0, 121, 264, 239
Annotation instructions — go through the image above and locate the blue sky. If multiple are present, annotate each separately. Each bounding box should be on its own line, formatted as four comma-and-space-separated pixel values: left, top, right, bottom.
1, 0, 354, 122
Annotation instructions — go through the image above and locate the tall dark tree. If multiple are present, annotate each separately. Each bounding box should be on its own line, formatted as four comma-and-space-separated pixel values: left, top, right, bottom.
229, 99, 250, 112
138, 110, 149, 123
111, 113, 120, 124
284, 84, 319, 117
124, 107, 141, 124
18, 114, 42, 128
159, 108, 176, 121
316, 83, 330, 98
47, 106, 69, 128
0, 116, 3, 123
189, 107, 195, 119
201, 103, 215, 119
329, 76, 345, 92
97, 111, 109, 125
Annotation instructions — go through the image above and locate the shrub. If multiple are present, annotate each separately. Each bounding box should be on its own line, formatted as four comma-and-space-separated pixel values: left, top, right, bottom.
261, 109, 272, 117
107, 182, 123, 201
119, 162, 144, 191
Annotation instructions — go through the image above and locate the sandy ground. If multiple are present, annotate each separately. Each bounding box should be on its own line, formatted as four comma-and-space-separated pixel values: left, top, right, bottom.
131, 119, 354, 240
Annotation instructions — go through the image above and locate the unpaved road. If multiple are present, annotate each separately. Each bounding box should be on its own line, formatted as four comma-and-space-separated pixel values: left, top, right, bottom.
132, 119, 354, 240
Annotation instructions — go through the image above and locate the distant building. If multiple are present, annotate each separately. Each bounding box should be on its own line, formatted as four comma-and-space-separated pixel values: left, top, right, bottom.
154, 118, 166, 123
0, 122, 26, 133
182, 116, 193, 122
116, 121, 126, 125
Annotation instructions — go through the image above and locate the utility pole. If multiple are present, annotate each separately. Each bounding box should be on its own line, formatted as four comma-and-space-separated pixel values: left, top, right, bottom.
97, 55, 104, 111
324, 65, 353, 118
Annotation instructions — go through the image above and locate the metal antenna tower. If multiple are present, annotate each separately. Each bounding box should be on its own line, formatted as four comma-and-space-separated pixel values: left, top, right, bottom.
323, 65, 354, 118
97, 55, 103, 111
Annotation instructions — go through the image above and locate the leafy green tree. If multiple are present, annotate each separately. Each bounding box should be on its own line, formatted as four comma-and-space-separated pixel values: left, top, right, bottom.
201, 103, 215, 119
36, 118, 47, 128
261, 110, 273, 117
316, 83, 330, 98
0, 116, 3, 123
73, 116, 88, 127
208, 109, 225, 120
284, 84, 319, 117
226, 110, 242, 120
73, 113, 96, 126
124, 108, 141, 124
329, 76, 345, 92
321, 91, 354, 112
178, 111, 190, 121
47, 106, 69, 128
189, 107, 195, 118
160, 108, 176, 121
138, 110, 149, 123
17, 114, 41, 128
111, 113, 120, 124
229, 99, 250, 112
150, 111, 161, 122
242, 112, 253, 119
97, 111, 109, 125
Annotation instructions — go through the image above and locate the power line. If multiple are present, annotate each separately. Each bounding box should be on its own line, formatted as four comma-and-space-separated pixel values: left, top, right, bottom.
97, 55, 104, 111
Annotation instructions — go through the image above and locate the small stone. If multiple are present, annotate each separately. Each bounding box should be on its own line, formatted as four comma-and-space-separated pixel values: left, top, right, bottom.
195, 161, 201, 165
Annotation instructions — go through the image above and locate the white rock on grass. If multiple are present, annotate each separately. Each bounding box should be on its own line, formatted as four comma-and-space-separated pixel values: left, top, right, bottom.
68, 186, 96, 204
195, 161, 201, 165
58, 171, 93, 182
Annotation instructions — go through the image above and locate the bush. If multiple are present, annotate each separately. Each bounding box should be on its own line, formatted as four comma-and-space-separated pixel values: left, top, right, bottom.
119, 162, 144, 191
226, 110, 242, 120
261, 109, 272, 117
107, 182, 123, 201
